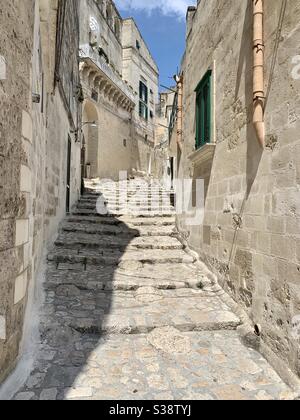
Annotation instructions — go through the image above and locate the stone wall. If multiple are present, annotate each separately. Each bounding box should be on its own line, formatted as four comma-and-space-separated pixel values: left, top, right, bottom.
0, 0, 81, 383
176, 0, 300, 377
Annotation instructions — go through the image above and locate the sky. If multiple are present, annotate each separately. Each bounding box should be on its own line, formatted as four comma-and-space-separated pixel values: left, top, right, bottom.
115, 0, 196, 90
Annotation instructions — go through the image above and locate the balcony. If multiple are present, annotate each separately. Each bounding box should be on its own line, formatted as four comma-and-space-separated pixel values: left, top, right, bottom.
79, 44, 136, 109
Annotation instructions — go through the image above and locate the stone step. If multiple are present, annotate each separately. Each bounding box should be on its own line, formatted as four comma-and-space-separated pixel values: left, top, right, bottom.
76, 203, 175, 212
79, 199, 173, 207
47, 248, 195, 266
61, 222, 174, 237
45, 262, 205, 291
82, 193, 172, 199
72, 209, 176, 218
49, 288, 240, 334
65, 216, 175, 226
55, 234, 183, 251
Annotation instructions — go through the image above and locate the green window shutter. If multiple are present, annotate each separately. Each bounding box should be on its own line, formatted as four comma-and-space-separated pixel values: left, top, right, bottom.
195, 70, 212, 149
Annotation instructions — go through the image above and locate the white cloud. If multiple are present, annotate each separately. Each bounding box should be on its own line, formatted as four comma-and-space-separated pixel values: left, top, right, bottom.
115, 0, 196, 19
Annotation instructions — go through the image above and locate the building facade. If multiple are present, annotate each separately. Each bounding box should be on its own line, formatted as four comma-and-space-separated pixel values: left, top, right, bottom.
0, 0, 82, 382
171, 0, 300, 379
79, 0, 160, 181
154, 90, 176, 188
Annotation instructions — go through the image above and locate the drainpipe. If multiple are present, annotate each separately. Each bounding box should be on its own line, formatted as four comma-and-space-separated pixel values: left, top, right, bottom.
253, 0, 265, 148
176, 75, 183, 152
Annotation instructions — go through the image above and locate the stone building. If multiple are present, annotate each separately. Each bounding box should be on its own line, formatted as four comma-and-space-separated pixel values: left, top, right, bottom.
170, 0, 300, 379
0, 0, 82, 382
154, 90, 176, 188
79, 0, 160, 180
122, 18, 159, 176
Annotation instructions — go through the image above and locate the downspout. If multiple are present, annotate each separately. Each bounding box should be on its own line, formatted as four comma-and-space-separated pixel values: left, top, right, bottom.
176, 75, 183, 152
253, 0, 265, 148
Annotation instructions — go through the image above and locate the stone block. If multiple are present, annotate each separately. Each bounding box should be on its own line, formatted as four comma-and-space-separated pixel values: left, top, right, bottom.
297, 240, 300, 263
244, 215, 266, 231
0, 316, 6, 340
21, 110, 32, 142
251, 231, 271, 254
267, 217, 285, 234
15, 219, 29, 246
0, 219, 15, 251
20, 165, 31, 193
14, 270, 28, 304
271, 235, 296, 260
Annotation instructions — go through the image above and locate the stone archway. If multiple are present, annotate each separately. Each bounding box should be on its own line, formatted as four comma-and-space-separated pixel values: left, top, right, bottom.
82, 100, 100, 179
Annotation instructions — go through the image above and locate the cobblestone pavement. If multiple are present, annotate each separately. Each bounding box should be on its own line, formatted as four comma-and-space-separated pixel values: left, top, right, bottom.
12, 180, 295, 400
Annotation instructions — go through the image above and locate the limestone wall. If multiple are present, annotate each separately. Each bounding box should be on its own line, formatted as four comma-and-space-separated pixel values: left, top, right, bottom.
176, 0, 300, 377
0, 0, 81, 383
82, 98, 132, 181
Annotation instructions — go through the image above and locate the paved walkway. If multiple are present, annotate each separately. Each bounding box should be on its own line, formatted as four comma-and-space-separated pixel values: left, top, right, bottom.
12, 180, 295, 400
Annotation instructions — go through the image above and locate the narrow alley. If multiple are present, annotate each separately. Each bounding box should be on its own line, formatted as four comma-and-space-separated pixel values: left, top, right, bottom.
11, 180, 294, 400
1, 0, 300, 403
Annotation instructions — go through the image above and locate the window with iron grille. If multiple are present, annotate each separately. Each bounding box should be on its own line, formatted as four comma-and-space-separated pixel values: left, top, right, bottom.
195, 70, 212, 149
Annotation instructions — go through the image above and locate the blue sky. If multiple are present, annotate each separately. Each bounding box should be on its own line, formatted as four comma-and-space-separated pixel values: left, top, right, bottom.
115, 1, 195, 90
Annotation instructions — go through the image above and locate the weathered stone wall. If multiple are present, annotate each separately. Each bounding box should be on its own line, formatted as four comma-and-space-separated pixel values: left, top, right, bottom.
0, 0, 81, 383
0, 0, 35, 383
177, 0, 300, 377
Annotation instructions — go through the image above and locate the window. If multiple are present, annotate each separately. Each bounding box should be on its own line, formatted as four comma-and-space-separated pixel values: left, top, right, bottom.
195, 70, 212, 149
136, 40, 141, 50
139, 81, 148, 120
150, 110, 154, 119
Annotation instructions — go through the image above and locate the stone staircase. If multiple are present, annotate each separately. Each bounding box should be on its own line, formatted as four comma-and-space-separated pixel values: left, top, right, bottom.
46, 180, 240, 335
11, 180, 295, 400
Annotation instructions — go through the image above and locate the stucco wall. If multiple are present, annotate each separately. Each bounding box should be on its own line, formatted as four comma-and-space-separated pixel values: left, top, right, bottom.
176, 0, 300, 377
